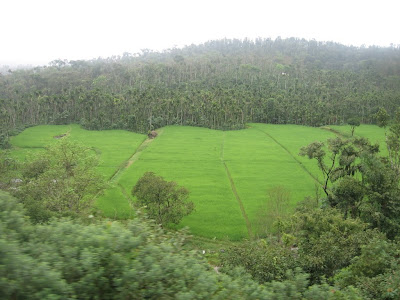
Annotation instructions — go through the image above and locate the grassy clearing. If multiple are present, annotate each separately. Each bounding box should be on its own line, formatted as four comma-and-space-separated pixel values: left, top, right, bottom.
9, 125, 146, 218
10, 124, 146, 179
329, 125, 387, 155
114, 125, 337, 239
250, 124, 337, 181
117, 126, 248, 240
11, 123, 385, 240
222, 125, 335, 235
10, 125, 70, 160
96, 185, 135, 219
11, 125, 70, 148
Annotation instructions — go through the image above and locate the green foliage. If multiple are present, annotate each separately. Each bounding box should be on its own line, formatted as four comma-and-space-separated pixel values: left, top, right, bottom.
255, 185, 291, 236
14, 138, 106, 223
0, 133, 10, 149
286, 208, 381, 283
335, 238, 400, 299
331, 176, 364, 219
1, 190, 365, 299
300, 135, 400, 237
0, 191, 71, 299
375, 107, 390, 128
223, 206, 379, 287
132, 171, 194, 226
347, 118, 360, 136
2, 38, 400, 135
262, 268, 363, 300
221, 238, 297, 283
299, 137, 353, 197
0, 150, 19, 188
8, 124, 147, 219
0, 191, 229, 299
387, 118, 400, 176
357, 153, 400, 238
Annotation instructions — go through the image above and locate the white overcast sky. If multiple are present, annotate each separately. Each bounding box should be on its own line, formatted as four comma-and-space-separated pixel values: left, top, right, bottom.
1, 0, 399, 66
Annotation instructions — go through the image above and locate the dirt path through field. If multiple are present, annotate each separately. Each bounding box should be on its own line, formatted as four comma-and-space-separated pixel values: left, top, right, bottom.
220, 132, 254, 240
109, 129, 163, 183
320, 126, 350, 138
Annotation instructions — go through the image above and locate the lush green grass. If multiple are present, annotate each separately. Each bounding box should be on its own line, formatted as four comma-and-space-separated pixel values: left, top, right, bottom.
251, 124, 338, 182
114, 125, 338, 240
10, 125, 71, 161
10, 123, 387, 240
9, 125, 146, 219
117, 126, 248, 240
10, 124, 146, 179
223, 124, 336, 233
11, 125, 70, 148
96, 185, 135, 219
329, 124, 387, 155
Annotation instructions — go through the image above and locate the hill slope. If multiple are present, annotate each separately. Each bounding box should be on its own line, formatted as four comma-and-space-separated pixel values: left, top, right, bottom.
1, 38, 400, 139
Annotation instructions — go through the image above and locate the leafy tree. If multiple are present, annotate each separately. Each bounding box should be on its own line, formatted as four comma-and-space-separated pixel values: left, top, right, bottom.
221, 238, 297, 283
386, 112, 400, 177
132, 172, 194, 226
299, 137, 349, 197
335, 237, 400, 299
347, 117, 360, 136
0, 133, 10, 149
375, 107, 390, 129
331, 176, 364, 219
223, 205, 380, 287
357, 153, 400, 238
14, 138, 106, 223
0, 150, 19, 188
285, 207, 381, 283
301, 136, 400, 238
299, 136, 379, 198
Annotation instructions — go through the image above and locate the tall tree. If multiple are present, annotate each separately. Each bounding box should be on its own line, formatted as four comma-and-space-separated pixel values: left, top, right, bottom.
347, 117, 360, 136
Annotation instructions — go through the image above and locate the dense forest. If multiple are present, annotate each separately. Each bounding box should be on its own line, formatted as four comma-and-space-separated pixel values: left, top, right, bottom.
1, 37, 400, 141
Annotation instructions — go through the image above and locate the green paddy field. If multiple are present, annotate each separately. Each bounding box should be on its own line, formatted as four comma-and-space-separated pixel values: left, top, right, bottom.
9, 123, 387, 240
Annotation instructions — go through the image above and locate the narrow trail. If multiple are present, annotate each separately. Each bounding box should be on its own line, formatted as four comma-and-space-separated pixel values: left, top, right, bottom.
255, 128, 323, 185
109, 129, 163, 183
220, 132, 254, 240
118, 183, 133, 202
101, 129, 163, 215
320, 126, 351, 139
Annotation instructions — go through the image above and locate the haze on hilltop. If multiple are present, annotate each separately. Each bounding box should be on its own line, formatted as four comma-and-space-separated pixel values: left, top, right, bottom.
1, 0, 399, 67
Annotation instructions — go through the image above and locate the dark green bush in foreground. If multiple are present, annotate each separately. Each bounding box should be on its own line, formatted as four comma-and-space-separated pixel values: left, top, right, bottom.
0, 191, 363, 299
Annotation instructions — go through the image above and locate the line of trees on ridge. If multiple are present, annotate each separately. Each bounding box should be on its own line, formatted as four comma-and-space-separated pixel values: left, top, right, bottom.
1, 37, 400, 147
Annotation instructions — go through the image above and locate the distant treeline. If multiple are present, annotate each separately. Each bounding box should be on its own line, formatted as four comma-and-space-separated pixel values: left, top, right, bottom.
1, 37, 400, 137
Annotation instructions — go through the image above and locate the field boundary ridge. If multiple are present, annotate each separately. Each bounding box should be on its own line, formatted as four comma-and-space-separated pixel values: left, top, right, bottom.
109, 129, 163, 182
220, 132, 254, 240
255, 127, 322, 185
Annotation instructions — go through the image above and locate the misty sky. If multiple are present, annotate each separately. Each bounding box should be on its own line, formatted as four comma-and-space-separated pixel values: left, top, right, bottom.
1, 0, 399, 66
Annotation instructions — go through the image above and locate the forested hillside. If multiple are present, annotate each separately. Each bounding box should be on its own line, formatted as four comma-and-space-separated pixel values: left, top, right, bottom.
1, 37, 400, 139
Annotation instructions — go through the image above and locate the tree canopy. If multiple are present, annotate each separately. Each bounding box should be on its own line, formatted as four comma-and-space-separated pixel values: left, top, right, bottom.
132, 172, 194, 226
12, 138, 106, 223
1, 38, 400, 141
